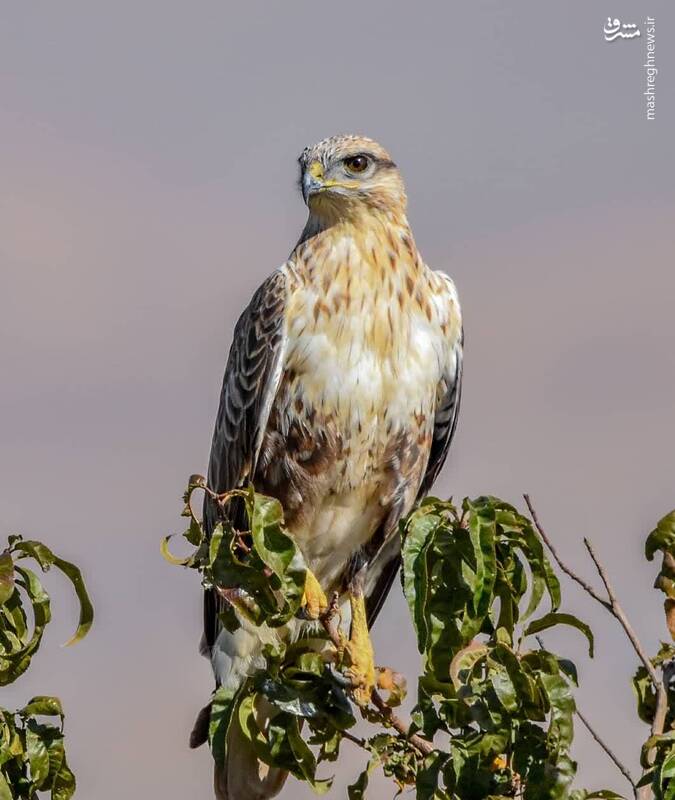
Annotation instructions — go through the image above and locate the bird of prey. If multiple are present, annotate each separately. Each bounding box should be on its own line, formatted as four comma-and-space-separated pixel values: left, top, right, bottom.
199, 134, 463, 799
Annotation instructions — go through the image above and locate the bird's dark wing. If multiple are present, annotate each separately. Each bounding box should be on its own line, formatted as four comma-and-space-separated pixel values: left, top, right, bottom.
416, 330, 463, 499
203, 269, 287, 652
206, 269, 287, 500
365, 332, 463, 626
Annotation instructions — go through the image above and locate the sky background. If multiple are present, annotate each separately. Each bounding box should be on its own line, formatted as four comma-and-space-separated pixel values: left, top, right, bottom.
1, 1, 674, 797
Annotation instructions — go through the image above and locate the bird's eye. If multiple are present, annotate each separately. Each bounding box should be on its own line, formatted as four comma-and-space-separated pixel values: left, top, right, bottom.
343, 155, 369, 174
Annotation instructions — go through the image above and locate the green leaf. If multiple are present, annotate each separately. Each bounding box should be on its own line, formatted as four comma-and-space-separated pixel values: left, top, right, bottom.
660, 748, 675, 779
524, 612, 594, 657
184, 517, 204, 547
0, 553, 14, 605
632, 665, 657, 724
540, 670, 576, 752
209, 685, 238, 767
401, 510, 438, 652
45, 732, 67, 787
287, 717, 332, 793
11, 539, 56, 569
557, 658, 578, 686
0, 772, 12, 800
518, 517, 561, 615
26, 721, 51, 787
450, 643, 488, 689
489, 665, 519, 713
348, 757, 379, 800
0, 565, 51, 685
160, 534, 193, 566
1, 581, 28, 646
466, 499, 497, 620
52, 557, 94, 646
415, 751, 448, 799
249, 494, 307, 625
641, 731, 675, 769
52, 755, 76, 800
492, 644, 542, 717
0, 535, 92, 690
20, 696, 64, 719
646, 510, 675, 559
257, 678, 319, 719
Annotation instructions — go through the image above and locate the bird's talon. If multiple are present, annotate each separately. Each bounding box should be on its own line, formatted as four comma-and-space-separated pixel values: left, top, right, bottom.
344, 590, 376, 707
301, 569, 328, 620
344, 660, 375, 706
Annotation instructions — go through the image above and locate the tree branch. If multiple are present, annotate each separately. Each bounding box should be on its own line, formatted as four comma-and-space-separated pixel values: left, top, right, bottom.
524, 495, 669, 800
653, 657, 675, 737
575, 707, 637, 797
524, 495, 660, 686
369, 691, 433, 755
523, 495, 610, 610
341, 729, 368, 750
583, 537, 661, 688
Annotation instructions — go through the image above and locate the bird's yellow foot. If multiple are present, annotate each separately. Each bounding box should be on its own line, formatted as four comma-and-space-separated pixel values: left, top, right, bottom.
344, 590, 375, 706
301, 569, 329, 620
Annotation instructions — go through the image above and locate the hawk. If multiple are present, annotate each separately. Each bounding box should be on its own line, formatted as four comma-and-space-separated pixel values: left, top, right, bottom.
199, 135, 463, 799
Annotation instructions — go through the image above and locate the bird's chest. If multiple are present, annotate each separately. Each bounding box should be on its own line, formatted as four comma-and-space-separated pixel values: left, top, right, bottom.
282, 263, 444, 469
253, 245, 449, 582
262, 247, 447, 492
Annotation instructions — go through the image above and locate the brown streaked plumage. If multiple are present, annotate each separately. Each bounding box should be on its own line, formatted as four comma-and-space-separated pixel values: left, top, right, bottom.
198, 135, 463, 800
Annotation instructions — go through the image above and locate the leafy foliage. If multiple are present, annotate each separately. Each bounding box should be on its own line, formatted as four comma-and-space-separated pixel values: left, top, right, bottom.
169, 481, 637, 799
646, 511, 675, 563
631, 642, 675, 800
0, 535, 93, 798
634, 509, 675, 799
388, 495, 595, 798
0, 698, 75, 800
162, 477, 307, 630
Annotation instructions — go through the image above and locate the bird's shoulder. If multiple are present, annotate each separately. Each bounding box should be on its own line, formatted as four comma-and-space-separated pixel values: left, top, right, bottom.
418, 264, 463, 350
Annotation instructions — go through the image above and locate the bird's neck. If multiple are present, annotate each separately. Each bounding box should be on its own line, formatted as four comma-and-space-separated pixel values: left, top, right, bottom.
296, 204, 410, 249
290, 206, 423, 299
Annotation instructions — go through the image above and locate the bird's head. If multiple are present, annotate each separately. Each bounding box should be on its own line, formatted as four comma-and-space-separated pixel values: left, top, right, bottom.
298, 135, 407, 221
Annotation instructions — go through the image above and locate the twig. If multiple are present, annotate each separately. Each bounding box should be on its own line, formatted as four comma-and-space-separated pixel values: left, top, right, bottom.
523, 495, 610, 610
523, 495, 660, 686
583, 538, 661, 688
318, 600, 434, 757
369, 692, 433, 755
524, 496, 667, 800
576, 707, 637, 796
341, 729, 368, 750
651, 659, 674, 740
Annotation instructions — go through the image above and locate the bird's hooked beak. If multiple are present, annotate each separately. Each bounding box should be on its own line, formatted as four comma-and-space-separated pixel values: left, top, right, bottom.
302, 160, 325, 205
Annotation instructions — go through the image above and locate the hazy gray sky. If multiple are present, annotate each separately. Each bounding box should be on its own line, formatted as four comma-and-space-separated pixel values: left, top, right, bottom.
1, 2, 674, 797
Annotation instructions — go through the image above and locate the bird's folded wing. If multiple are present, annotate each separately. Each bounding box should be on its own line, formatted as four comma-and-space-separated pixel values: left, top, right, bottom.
203, 268, 288, 652
417, 329, 463, 499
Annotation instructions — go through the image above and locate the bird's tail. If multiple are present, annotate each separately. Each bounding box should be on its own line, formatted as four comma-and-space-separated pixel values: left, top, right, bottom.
212, 694, 287, 800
